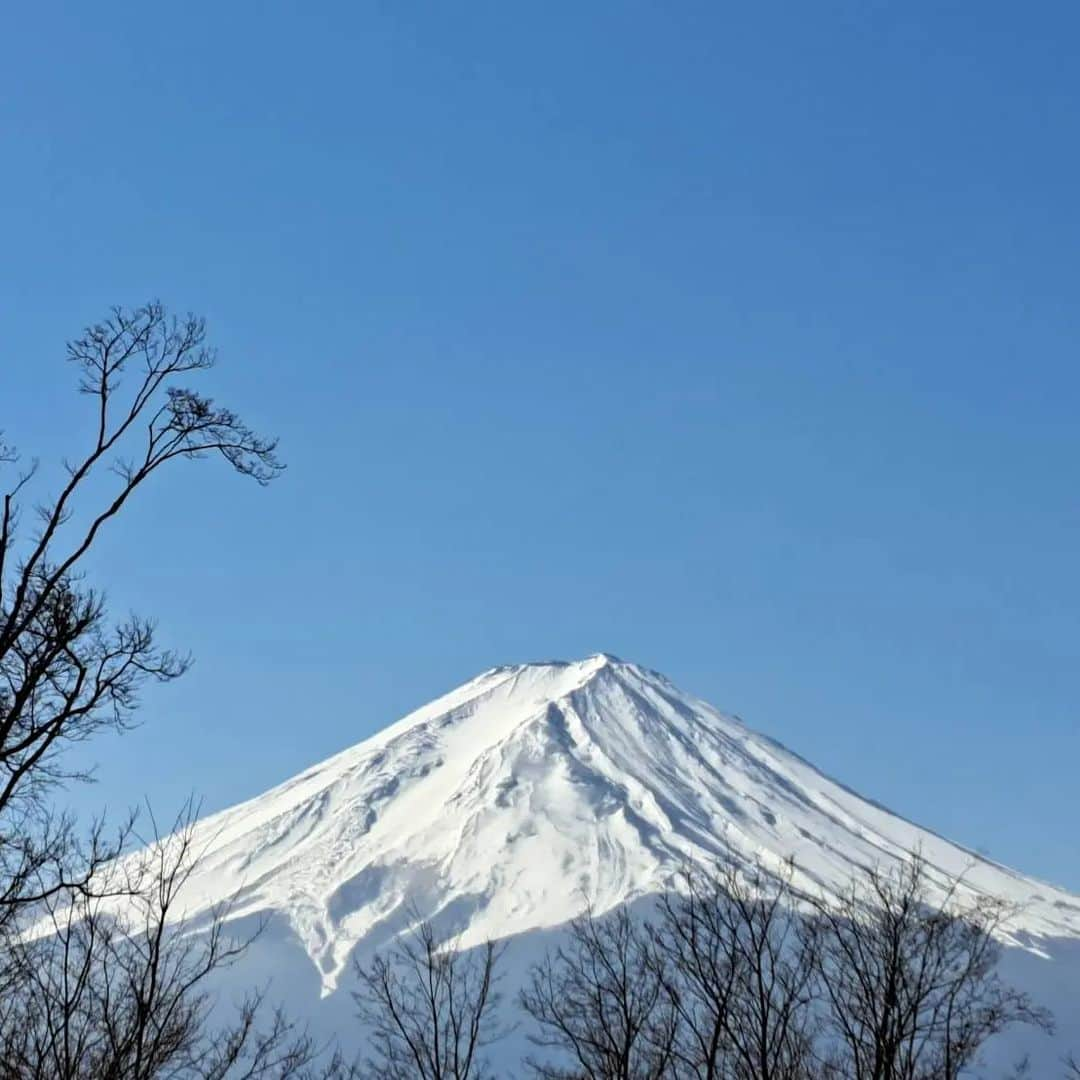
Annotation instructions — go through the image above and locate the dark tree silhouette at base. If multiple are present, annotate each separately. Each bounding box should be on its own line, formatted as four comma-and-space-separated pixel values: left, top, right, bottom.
808, 855, 1052, 1080
520, 903, 677, 1080
353, 915, 503, 1080
518, 855, 1056, 1079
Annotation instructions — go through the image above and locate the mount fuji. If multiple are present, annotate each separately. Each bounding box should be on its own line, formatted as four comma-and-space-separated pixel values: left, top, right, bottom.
174, 655, 1080, 1071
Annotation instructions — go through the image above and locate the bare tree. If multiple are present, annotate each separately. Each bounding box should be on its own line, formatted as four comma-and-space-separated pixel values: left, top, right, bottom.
0, 302, 282, 924
0, 305, 349, 1078
353, 915, 504, 1080
0, 805, 352, 1080
649, 862, 819, 1080
520, 903, 678, 1080
647, 869, 740, 1080
807, 854, 1052, 1080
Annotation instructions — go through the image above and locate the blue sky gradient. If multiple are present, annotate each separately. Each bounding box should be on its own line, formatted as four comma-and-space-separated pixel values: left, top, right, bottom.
3, 3, 1079, 887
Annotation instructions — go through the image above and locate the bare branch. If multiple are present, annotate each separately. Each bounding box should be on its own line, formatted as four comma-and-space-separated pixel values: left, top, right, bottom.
520, 902, 677, 1080
354, 913, 504, 1080
0, 303, 282, 924
806, 852, 1053, 1080
0, 803, 348, 1079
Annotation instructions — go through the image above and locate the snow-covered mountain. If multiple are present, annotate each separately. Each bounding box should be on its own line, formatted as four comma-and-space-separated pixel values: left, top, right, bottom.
175, 654, 1080, 1069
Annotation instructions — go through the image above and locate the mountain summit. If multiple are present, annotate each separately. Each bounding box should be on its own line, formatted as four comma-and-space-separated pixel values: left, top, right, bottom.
175, 655, 1080, 994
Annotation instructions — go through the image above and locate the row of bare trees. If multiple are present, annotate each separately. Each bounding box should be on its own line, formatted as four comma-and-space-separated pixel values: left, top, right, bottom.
523, 858, 1056, 1080
354, 857, 1067, 1080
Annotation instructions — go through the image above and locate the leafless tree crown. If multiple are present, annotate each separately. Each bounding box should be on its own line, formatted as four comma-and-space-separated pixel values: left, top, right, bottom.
808, 855, 1053, 1080
0, 302, 283, 929
0, 305, 353, 1079
353, 915, 504, 1080
649, 862, 819, 1080
520, 902, 678, 1080
0, 805, 351, 1080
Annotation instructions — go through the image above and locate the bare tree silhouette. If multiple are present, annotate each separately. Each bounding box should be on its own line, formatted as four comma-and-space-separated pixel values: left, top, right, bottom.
0, 302, 281, 926
353, 915, 503, 1080
520, 902, 678, 1080
649, 861, 819, 1080
0, 305, 349, 1078
0, 804, 351, 1079
519, 854, 1055, 1080
806, 854, 1053, 1080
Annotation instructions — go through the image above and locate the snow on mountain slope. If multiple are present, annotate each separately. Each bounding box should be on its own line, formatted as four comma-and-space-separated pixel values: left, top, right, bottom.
171, 654, 1080, 996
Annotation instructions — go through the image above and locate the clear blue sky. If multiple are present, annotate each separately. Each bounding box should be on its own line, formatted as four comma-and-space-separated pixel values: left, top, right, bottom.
3, 3, 1079, 889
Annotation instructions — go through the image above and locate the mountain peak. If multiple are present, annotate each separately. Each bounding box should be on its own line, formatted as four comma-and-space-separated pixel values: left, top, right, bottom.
581, 650, 624, 666
487, 651, 624, 680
